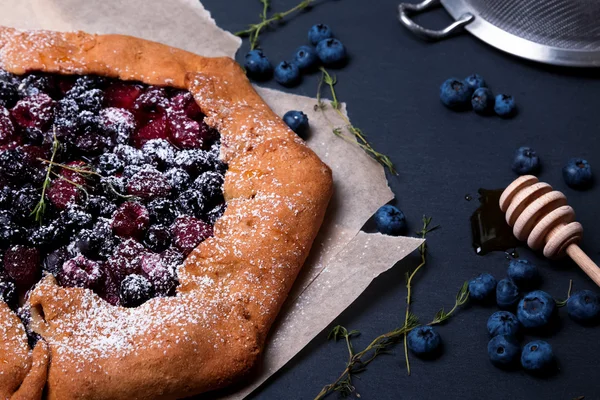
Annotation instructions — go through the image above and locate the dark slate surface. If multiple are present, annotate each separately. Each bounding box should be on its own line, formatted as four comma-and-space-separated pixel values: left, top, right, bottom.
200, 1, 600, 399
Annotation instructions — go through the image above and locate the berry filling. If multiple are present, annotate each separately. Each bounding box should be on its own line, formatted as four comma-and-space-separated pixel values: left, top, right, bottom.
0, 69, 226, 311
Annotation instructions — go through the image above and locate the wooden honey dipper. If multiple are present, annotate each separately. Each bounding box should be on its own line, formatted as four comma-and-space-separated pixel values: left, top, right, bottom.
499, 175, 600, 287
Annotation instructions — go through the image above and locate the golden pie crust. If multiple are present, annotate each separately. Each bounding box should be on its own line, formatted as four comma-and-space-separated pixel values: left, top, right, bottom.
0, 27, 332, 399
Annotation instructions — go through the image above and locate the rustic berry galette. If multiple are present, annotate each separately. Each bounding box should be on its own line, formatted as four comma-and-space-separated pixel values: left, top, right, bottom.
0, 27, 332, 400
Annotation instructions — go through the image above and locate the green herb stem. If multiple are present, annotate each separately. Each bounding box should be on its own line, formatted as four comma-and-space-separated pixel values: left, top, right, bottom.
236, 0, 315, 50
30, 135, 60, 223
316, 67, 397, 175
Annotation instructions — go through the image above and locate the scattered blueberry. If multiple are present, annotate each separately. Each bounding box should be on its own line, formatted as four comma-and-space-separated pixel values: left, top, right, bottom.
494, 94, 516, 117
293, 45, 319, 71
562, 158, 593, 189
487, 311, 520, 337
487, 335, 520, 368
283, 110, 310, 139
468, 273, 497, 302
517, 290, 556, 328
316, 39, 347, 66
464, 74, 487, 90
407, 326, 441, 356
308, 24, 333, 46
511, 147, 540, 175
244, 49, 273, 81
471, 87, 494, 114
274, 62, 301, 87
440, 78, 473, 110
507, 259, 540, 289
567, 290, 600, 324
521, 340, 554, 372
373, 205, 406, 236
496, 278, 520, 309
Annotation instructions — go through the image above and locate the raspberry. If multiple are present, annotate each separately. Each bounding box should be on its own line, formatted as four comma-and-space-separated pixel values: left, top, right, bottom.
168, 112, 202, 149
59, 255, 103, 289
104, 82, 144, 109
171, 216, 213, 255
140, 252, 177, 296
170, 91, 203, 120
11, 94, 55, 130
112, 202, 150, 238
120, 274, 153, 307
98, 269, 121, 306
134, 115, 169, 147
106, 239, 147, 280
3, 245, 40, 288
0, 106, 15, 145
99, 107, 136, 145
47, 178, 81, 210
144, 225, 172, 253
126, 166, 172, 200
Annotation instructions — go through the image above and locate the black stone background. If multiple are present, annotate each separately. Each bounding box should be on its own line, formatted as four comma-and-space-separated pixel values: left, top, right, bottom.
200, 1, 600, 399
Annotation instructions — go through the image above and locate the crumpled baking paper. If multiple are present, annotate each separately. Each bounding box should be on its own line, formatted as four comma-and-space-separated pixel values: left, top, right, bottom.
0, 1, 424, 398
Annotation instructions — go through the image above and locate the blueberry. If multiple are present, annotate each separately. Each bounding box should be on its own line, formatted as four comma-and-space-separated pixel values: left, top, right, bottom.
406, 326, 441, 356
507, 259, 540, 289
471, 87, 494, 114
373, 205, 406, 236
244, 49, 273, 81
567, 290, 600, 324
468, 273, 497, 302
274, 62, 301, 87
464, 74, 487, 90
293, 45, 319, 71
494, 94, 516, 117
511, 147, 540, 175
308, 24, 333, 46
283, 110, 310, 139
316, 39, 347, 66
439, 78, 473, 110
521, 340, 554, 372
487, 311, 520, 337
562, 158, 593, 189
487, 335, 520, 368
517, 290, 555, 328
496, 278, 520, 309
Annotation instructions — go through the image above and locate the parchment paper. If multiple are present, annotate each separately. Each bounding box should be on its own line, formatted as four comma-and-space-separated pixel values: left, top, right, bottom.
0, 1, 424, 398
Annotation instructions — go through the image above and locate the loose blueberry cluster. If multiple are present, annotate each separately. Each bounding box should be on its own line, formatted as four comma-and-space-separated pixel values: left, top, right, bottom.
469, 258, 600, 373
440, 74, 516, 118
244, 24, 348, 87
510, 146, 594, 189
0, 70, 226, 310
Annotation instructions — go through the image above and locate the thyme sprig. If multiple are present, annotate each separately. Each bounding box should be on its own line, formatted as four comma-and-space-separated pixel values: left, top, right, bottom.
316, 67, 397, 174
556, 279, 574, 307
235, 0, 315, 50
30, 134, 61, 223
403, 216, 440, 375
315, 217, 469, 399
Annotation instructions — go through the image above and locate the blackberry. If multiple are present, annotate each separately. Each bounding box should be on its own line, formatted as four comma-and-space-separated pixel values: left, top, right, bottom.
206, 203, 226, 225
0, 71, 19, 108
17, 73, 55, 98
43, 247, 71, 277
193, 171, 224, 205
0, 272, 16, 308
86, 195, 117, 218
147, 197, 177, 225
96, 153, 124, 176
144, 225, 172, 253
164, 167, 191, 193
120, 274, 153, 307
176, 189, 207, 218
142, 139, 175, 169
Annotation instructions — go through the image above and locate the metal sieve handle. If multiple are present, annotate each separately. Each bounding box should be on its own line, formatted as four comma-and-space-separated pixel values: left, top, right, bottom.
398, 0, 474, 41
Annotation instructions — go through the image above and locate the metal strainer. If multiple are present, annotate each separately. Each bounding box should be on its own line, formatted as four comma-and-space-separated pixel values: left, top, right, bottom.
398, 0, 600, 67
